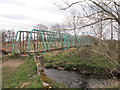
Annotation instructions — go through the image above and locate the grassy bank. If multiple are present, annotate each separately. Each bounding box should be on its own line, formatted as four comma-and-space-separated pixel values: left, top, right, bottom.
2, 55, 67, 88
44, 44, 119, 76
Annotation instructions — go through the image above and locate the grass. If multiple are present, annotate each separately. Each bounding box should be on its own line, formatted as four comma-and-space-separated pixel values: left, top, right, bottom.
2, 56, 40, 88
2, 40, 119, 88
44, 47, 118, 75
2, 56, 67, 88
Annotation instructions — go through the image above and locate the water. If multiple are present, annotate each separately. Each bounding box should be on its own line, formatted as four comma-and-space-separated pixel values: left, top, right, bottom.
45, 68, 119, 88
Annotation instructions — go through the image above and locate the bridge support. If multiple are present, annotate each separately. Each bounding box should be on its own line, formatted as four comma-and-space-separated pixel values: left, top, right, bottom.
34, 55, 51, 88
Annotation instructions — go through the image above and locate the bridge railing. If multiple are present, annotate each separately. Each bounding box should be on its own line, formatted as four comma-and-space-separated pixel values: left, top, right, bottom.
27, 29, 80, 55
12, 29, 95, 55
12, 29, 81, 55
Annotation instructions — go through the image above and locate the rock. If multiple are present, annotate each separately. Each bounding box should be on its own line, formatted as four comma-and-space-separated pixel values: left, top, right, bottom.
21, 82, 31, 88
73, 68, 77, 70
28, 74, 34, 77
57, 67, 64, 70
42, 82, 51, 88
76, 80, 79, 82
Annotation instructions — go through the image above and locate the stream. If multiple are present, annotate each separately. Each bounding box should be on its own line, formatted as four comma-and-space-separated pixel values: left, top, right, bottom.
45, 68, 119, 88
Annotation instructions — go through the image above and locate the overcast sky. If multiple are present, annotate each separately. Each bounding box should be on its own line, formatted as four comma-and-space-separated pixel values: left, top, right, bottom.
0, 0, 68, 30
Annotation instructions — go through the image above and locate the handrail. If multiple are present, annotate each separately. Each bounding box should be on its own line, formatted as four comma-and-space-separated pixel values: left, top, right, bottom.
9, 29, 94, 56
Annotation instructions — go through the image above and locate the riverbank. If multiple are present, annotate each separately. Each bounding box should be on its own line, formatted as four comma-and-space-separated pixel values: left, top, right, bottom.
44, 44, 119, 77
2, 40, 119, 88
2, 53, 119, 88
2, 55, 67, 88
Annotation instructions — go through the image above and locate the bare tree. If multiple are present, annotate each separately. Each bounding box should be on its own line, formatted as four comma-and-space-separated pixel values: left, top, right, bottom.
1, 29, 15, 45
54, 0, 120, 74
51, 23, 61, 33
64, 10, 82, 36
34, 24, 48, 31
56, 0, 120, 37
59, 0, 119, 22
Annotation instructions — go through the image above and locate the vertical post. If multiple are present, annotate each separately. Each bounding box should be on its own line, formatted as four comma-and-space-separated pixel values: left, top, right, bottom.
118, 23, 120, 68
111, 20, 113, 41
34, 55, 51, 88
37, 31, 39, 52
34, 31, 36, 53
34, 56, 44, 75
20, 32, 21, 53
23, 32, 24, 52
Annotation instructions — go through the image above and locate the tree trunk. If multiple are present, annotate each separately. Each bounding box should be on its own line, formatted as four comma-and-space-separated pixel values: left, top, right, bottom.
111, 20, 113, 41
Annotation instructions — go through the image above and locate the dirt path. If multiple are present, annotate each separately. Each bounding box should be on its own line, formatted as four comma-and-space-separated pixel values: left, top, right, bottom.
2, 58, 25, 68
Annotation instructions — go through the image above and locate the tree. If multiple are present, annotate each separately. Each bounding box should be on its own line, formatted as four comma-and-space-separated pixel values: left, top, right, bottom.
1, 29, 15, 44
51, 23, 61, 33
59, 0, 120, 24
64, 10, 82, 36
51, 23, 69, 34
56, 0, 120, 39
55, 0, 120, 74
34, 24, 48, 30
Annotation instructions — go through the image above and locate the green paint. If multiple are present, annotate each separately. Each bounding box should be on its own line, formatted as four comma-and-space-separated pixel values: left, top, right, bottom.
9, 29, 93, 55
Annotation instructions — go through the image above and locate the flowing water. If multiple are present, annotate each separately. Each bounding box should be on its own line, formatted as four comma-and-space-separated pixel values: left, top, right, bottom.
45, 68, 119, 88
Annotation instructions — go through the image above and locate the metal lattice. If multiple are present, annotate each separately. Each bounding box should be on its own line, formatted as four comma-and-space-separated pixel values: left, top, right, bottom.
2, 29, 95, 55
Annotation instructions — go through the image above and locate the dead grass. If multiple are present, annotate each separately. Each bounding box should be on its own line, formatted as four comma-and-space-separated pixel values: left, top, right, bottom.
2, 58, 24, 68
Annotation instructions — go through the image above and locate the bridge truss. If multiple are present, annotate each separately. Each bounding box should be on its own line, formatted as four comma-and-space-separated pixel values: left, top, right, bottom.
13, 29, 82, 55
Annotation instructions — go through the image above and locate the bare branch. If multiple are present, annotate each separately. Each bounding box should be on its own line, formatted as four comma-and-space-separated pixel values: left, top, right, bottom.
64, 17, 115, 31
114, 2, 120, 7
77, 18, 115, 29
90, 1, 119, 23
60, 0, 85, 10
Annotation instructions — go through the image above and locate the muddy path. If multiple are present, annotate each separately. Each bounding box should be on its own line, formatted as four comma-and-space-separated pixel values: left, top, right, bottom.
2, 59, 24, 68
2, 56, 25, 68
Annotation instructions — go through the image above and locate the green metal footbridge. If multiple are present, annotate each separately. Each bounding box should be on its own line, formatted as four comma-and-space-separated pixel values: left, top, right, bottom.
2, 29, 96, 88
6, 29, 93, 56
